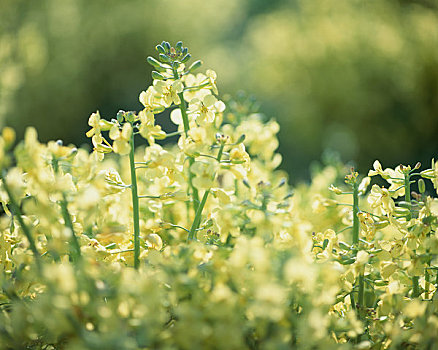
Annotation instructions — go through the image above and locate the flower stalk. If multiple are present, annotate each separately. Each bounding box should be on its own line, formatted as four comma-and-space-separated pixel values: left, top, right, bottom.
352, 180, 359, 245
173, 68, 200, 211
129, 130, 141, 269
187, 141, 225, 241
52, 157, 81, 263
1, 172, 42, 273
404, 169, 420, 297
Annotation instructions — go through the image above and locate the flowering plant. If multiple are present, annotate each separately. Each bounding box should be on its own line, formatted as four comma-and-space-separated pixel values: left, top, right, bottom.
0, 41, 437, 349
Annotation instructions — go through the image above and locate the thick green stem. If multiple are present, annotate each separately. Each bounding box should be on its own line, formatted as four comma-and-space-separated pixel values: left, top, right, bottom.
52, 157, 81, 262
350, 291, 356, 310
173, 68, 199, 211
425, 268, 430, 300
358, 272, 365, 309
412, 276, 420, 298
352, 180, 365, 316
1, 173, 41, 273
60, 193, 81, 262
405, 172, 420, 297
187, 190, 210, 242
404, 173, 412, 221
352, 181, 359, 245
187, 142, 225, 242
178, 92, 191, 137
129, 132, 141, 269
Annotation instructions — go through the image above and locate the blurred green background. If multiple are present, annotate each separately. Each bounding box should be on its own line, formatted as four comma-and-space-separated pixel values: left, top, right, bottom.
1, 0, 437, 182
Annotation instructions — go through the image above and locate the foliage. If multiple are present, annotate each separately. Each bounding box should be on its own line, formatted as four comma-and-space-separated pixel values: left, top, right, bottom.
0, 41, 437, 349
231, 0, 438, 178
1, 0, 437, 181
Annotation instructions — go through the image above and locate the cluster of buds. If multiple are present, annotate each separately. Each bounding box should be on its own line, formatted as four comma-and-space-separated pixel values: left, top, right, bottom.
147, 41, 202, 80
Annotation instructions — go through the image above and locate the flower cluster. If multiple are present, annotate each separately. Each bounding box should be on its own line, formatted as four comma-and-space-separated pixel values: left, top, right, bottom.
0, 41, 436, 349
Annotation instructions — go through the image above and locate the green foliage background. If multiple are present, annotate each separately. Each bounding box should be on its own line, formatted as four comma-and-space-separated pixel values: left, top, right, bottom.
1, 0, 437, 181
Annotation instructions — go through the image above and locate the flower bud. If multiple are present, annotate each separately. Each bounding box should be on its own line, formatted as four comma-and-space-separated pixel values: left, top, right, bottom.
153, 106, 165, 114
175, 41, 183, 51
418, 179, 426, 194
373, 219, 389, 229
394, 206, 411, 216
397, 201, 411, 208
420, 169, 435, 179
125, 112, 135, 123
156, 45, 165, 54
162, 41, 171, 51
95, 143, 112, 153
2, 127, 15, 148
182, 47, 188, 55
147, 56, 161, 68
215, 133, 228, 144
278, 178, 286, 188
188, 60, 203, 73
283, 192, 293, 200
152, 71, 165, 80
235, 134, 245, 144
181, 53, 191, 63
329, 184, 343, 195
159, 54, 170, 63
116, 110, 125, 123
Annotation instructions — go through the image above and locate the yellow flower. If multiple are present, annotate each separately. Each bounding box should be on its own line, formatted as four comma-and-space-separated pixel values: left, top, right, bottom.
86, 111, 101, 138
153, 79, 183, 107
86, 111, 114, 160
86, 111, 113, 139
191, 159, 218, 190
139, 86, 164, 113
138, 109, 165, 145
182, 72, 211, 102
368, 160, 384, 177
188, 94, 225, 125
177, 126, 209, 157
145, 233, 163, 250
229, 143, 250, 165
109, 123, 132, 155
358, 176, 371, 195
380, 261, 397, 280
206, 69, 218, 94
367, 184, 395, 215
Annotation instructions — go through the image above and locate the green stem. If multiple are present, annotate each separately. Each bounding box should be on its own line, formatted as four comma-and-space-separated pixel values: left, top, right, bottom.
1, 172, 41, 273
350, 291, 356, 310
425, 268, 430, 300
173, 67, 199, 211
352, 179, 365, 318
404, 173, 412, 221
352, 181, 359, 245
52, 156, 81, 262
164, 130, 182, 138
412, 276, 420, 298
358, 272, 365, 309
60, 193, 81, 262
405, 172, 420, 297
436, 270, 438, 292
187, 190, 210, 242
129, 131, 141, 269
187, 142, 225, 242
